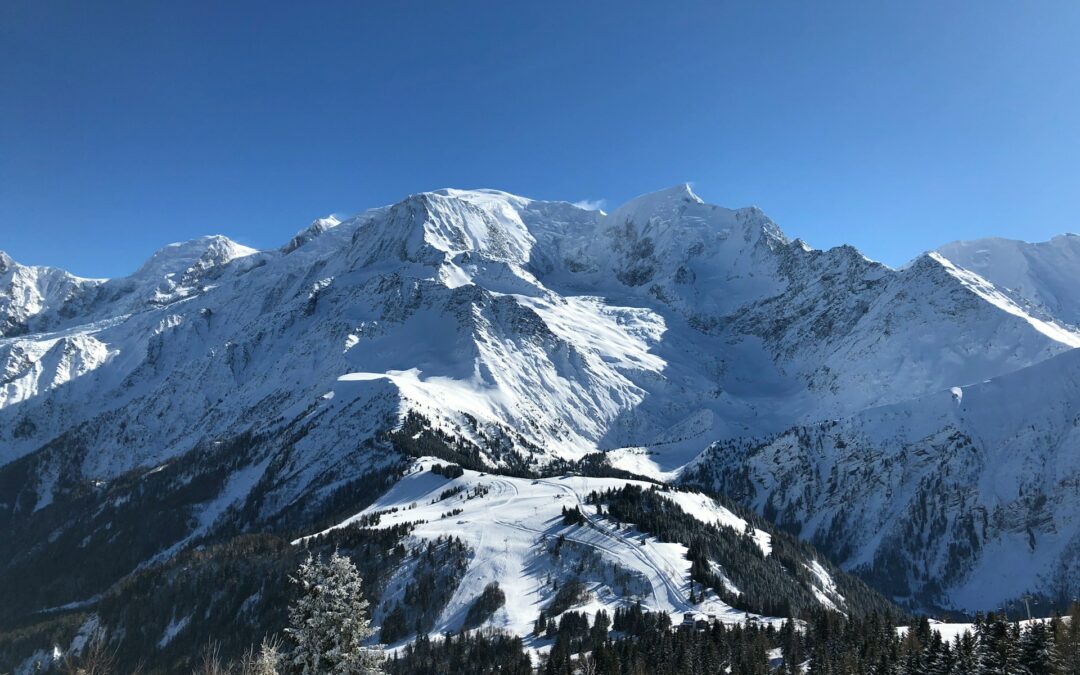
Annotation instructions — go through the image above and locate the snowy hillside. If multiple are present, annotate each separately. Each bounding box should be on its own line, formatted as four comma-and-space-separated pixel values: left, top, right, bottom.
2, 186, 1076, 478
688, 345, 1080, 612
1, 183, 1078, 667
937, 233, 1080, 327
298, 457, 798, 642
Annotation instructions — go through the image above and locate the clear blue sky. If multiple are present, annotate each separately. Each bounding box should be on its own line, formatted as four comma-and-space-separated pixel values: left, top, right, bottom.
2, 1, 1079, 277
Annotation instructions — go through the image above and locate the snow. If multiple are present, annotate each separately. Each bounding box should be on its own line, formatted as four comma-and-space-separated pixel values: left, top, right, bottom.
157, 614, 191, 648
927, 252, 1080, 348
897, 617, 1061, 644
68, 614, 101, 655
803, 560, 844, 613
714, 345, 1080, 611
605, 183, 704, 229
657, 490, 772, 556
937, 233, 1080, 327
4, 184, 1080, 619
4, 185, 1073, 474
142, 457, 271, 568
514, 295, 666, 375
604, 447, 682, 483
298, 458, 788, 641
0, 330, 115, 409
132, 235, 257, 281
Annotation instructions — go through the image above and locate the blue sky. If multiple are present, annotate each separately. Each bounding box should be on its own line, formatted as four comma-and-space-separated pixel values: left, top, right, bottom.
2, 1, 1079, 277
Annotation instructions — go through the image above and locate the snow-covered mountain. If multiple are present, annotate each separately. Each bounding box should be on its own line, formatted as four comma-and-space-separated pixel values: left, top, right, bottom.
936, 233, 1080, 328
0, 235, 259, 339
0, 252, 100, 337
4, 187, 1074, 478
1, 185, 1078, 662
688, 343, 1080, 611
299, 457, 832, 641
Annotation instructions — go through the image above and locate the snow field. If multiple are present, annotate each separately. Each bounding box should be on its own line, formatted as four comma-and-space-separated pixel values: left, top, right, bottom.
300, 458, 787, 643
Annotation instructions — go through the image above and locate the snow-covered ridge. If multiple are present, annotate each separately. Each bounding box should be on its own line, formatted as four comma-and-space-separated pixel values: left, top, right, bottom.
298, 458, 835, 640
926, 251, 1080, 347
692, 345, 1080, 611
936, 233, 1080, 328
0, 234, 260, 339
131, 234, 258, 281
656, 489, 772, 556
0, 252, 102, 336
1, 183, 1078, 621
1, 187, 1075, 473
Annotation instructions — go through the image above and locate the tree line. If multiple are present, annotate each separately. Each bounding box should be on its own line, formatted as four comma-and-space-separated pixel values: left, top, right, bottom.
52, 548, 1080, 674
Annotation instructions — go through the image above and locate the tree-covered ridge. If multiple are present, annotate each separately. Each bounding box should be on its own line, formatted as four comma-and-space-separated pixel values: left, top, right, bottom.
17, 524, 1080, 674
586, 483, 901, 620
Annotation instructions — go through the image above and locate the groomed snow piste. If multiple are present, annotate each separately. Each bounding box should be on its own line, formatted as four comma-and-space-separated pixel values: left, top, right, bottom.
299, 458, 811, 643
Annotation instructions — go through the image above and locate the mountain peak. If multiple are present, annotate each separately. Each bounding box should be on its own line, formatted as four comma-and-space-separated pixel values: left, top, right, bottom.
5, 183, 1080, 640
608, 184, 703, 225
430, 187, 534, 208
282, 216, 342, 254
133, 235, 258, 280
350, 188, 537, 268
651, 182, 702, 202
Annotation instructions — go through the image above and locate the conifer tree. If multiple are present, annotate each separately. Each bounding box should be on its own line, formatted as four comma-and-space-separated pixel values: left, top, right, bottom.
1020, 621, 1061, 675
1057, 603, 1080, 675
952, 631, 980, 675
286, 551, 384, 674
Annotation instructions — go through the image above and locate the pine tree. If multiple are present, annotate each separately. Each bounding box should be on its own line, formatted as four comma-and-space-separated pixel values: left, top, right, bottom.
285, 550, 384, 674
975, 614, 1023, 675
534, 610, 547, 636
1021, 621, 1061, 675
952, 631, 980, 675
778, 619, 804, 674
1058, 603, 1080, 675
591, 609, 611, 646
924, 629, 952, 675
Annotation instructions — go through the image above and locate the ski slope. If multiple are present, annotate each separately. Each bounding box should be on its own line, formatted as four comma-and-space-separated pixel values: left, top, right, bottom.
300, 458, 790, 642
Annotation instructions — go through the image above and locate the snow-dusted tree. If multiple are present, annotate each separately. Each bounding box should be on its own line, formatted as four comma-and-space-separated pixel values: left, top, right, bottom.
285, 550, 384, 674
974, 614, 1022, 675
1020, 621, 1061, 675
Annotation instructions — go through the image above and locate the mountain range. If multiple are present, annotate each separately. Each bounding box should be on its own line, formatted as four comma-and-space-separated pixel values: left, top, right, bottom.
1, 185, 1078, 669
